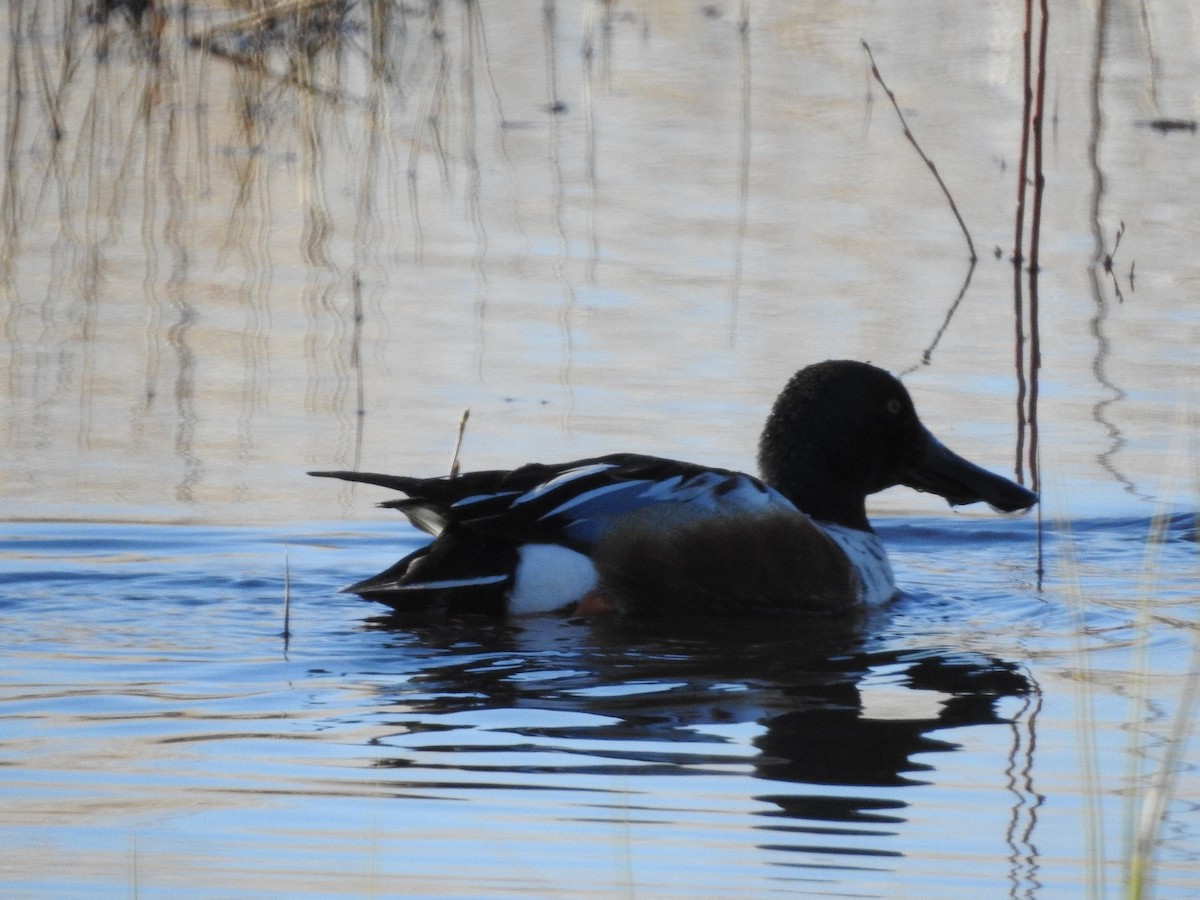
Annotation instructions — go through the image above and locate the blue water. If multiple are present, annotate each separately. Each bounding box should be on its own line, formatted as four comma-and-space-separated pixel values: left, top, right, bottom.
2, 516, 1196, 898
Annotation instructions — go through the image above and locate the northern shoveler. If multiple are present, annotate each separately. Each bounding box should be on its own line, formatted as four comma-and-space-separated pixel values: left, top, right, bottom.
311, 360, 1037, 616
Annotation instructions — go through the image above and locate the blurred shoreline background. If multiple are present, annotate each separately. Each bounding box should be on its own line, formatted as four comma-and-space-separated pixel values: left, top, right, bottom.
2, 1, 1197, 523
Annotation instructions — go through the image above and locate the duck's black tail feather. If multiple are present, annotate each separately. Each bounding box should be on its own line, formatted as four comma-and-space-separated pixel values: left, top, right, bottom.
308, 470, 426, 494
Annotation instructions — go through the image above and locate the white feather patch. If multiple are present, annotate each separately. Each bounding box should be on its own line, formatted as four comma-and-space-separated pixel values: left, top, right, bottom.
507, 544, 598, 615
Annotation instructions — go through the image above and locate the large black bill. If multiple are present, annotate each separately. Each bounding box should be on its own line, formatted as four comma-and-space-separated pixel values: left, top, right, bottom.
902, 429, 1038, 512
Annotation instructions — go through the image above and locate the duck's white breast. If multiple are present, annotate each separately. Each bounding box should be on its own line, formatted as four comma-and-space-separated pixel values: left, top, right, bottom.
817, 523, 897, 607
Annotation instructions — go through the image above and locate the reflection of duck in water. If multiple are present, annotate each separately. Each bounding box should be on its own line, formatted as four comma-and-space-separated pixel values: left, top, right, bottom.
361, 612, 1032, 832
753, 649, 1032, 791
312, 360, 1036, 616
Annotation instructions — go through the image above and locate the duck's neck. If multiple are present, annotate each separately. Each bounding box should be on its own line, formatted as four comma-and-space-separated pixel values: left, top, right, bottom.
767, 467, 872, 532
757, 433, 872, 532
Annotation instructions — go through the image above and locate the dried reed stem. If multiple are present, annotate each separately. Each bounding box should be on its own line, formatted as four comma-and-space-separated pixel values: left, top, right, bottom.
449, 409, 469, 478
282, 550, 292, 641
194, 0, 343, 40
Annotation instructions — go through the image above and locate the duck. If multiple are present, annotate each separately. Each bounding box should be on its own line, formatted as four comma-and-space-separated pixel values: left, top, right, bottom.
310, 360, 1037, 616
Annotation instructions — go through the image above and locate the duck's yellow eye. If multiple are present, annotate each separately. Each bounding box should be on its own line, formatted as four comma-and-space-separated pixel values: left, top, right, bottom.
886, 398, 903, 415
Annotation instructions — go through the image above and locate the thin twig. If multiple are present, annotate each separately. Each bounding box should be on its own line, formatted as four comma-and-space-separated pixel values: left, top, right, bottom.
1026, 0, 1049, 281
728, 0, 751, 343
186, 0, 361, 108
861, 41, 976, 262
190, 38, 357, 107
1013, 0, 1034, 269
1105, 221, 1126, 304
1012, 0, 1035, 484
898, 259, 977, 375
282, 550, 292, 643
1024, 0, 1048, 490
449, 408, 469, 477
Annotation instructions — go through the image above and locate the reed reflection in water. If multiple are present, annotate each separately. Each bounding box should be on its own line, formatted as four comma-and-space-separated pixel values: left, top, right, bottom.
2, 2, 1198, 523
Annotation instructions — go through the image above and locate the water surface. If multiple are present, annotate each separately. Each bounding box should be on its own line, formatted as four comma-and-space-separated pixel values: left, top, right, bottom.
2, 517, 1197, 898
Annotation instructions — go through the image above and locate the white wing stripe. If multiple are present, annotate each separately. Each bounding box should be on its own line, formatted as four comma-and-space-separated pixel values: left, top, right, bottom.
393, 574, 509, 590
451, 491, 521, 509
509, 463, 619, 507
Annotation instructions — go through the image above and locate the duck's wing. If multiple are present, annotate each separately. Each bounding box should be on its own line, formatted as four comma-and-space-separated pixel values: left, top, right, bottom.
483, 455, 802, 548
311, 455, 801, 613
310, 453, 797, 550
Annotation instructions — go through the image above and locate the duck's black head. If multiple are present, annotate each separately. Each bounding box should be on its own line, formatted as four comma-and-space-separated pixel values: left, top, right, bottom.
757, 360, 1037, 531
